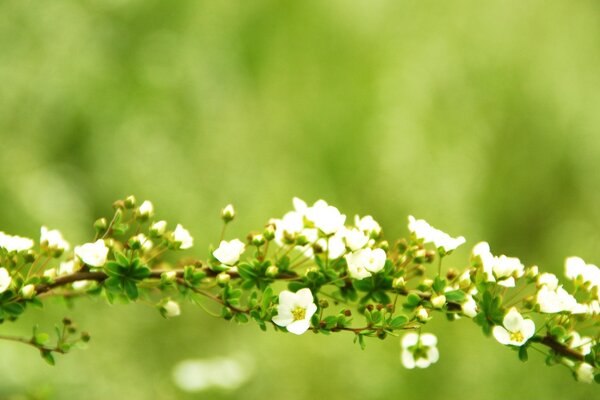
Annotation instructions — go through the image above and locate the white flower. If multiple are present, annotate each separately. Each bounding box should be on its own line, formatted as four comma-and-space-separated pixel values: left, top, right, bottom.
536, 285, 585, 314
43, 268, 57, 279
20, 284, 35, 299
0, 232, 34, 253
354, 215, 381, 237
462, 295, 478, 318
150, 220, 167, 236
40, 226, 70, 255
137, 200, 154, 219
58, 260, 77, 276
568, 332, 593, 356
133, 233, 153, 252
344, 248, 386, 280
492, 308, 535, 346
162, 300, 181, 318
272, 288, 317, 335
537, 273, 559, 290
575, 363, 595, 384
74, 240, 109, 267
401, 333, 440, 369
344, 228, 369, 251
305, 200, 346, 235
408, 216, 465, 253
163, 271, 177, 281
0, 268, 12, 293
472, 242, 524, 287
565, 256, 600, 291
213, 239, 246, 266
431, 295, 446, 309
173, 224, 193, 250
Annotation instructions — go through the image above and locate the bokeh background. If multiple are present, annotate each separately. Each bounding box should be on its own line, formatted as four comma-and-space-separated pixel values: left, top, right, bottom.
1, 0, 600, 398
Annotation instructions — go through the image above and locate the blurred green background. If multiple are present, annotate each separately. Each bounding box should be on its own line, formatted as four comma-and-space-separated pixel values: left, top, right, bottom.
1, 0, 600, 398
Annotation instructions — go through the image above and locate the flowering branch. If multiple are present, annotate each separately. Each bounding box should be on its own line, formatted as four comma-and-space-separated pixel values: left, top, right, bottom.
0, 196, 598, 384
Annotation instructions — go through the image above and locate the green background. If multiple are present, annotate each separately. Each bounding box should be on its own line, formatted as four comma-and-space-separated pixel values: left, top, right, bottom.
1, 0, 599, 398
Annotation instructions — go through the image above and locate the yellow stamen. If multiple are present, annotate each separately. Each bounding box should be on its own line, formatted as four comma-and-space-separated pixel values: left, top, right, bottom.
291, 306, 306, 321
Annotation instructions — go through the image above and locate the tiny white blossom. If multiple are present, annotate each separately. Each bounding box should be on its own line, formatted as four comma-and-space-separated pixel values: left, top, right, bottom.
137, 200, 154, 219
213, 239, 246, 266
40, 226, 70, 255
272, 288, 317, 335
133, 233, 153, 252
492, 308, 535, 346
431, 295, 446, 309
344, 228, 369, 251
0, 268, 12, 293
536, 285, 586, 314
354, 215, 381, 236
74, 240, 109, 267
43, 268, 57, 279
565, 256, 600, 291
401, 333, 440, 369
537, 272, 559, 290
305, 200, 346, 235
20, 284, 35, 299
162, 300, 181, 318
344, 248, 386, 280
163, 270, 177, 281
173, 224, 193, 250
58, 260, 77, 276
0, 232, 34, 253
408, 216, 465, 253
462, 295, 478, 318
575, 363, 595, 384
568, 332, 593, 356
150, 220, 167, 236
472, 242, 524, 287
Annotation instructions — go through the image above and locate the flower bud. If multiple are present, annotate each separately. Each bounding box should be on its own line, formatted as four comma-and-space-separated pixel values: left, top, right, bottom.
221, 204, 235, 223
161, 300, 181, 318
416, 306, 429, 322
343, 309, 352, 317
162, 271, 177, 282
251, 234, 265, 246
392, 277, 406, 290
319, 299, 329, 309
150, 220, 167, 237
43, 268, 57, 279
265, 265, 279, 278
431, 294, 446, 309
378, 240, 389, 252
20, 284, 36, 299
81, 332, 91, 343
136, 200, 154, 221
94, 218, 108, 233
526, 265, 539, 279
217, 272, 231, 286
124, 195, 136, 209
264, 225, 276, 241
396, 239, 408, 253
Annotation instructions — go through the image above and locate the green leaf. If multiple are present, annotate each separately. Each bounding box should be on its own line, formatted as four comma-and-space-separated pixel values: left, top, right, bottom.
406, 293, 421, 307
389, 315, 409, 329
114, 251, 129, 267
123, 279, 139, 300
518, 346, 528, 362
432, 276, 446, 293
445, 290, 466, 303
40, 350, 55, 366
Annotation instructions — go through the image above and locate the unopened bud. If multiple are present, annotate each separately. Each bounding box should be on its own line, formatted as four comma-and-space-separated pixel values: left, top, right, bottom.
431, 294, 446, 309
221, 204, 236, 223
20, 284, 36, 299
251, 234, 265, 246
136, 200, 154, 221
416, 306, 429, 322
392, 277, 406, 290
124, 195, 136, 209
265, 265, 279, 278
94, 218, 108, 232
150, 220, 167, 237
319, 299, 329, 308
264, 225, 276, 241
217, 272, 231, 286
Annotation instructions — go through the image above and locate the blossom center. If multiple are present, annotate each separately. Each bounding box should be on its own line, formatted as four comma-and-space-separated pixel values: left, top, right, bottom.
510, 331, 524, 343
291, 306, 306, 321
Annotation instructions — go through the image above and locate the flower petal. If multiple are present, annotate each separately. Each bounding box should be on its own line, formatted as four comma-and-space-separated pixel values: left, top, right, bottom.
295, 288, 314, 307
287, 320, 310, 335
503, 308, 523, 332
401, 350, 415, 369
492, 326, 511, 345
401, 333, 419, 348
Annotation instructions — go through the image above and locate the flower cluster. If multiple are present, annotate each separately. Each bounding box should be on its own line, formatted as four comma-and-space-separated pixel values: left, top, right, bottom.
0, 196, 598, 385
